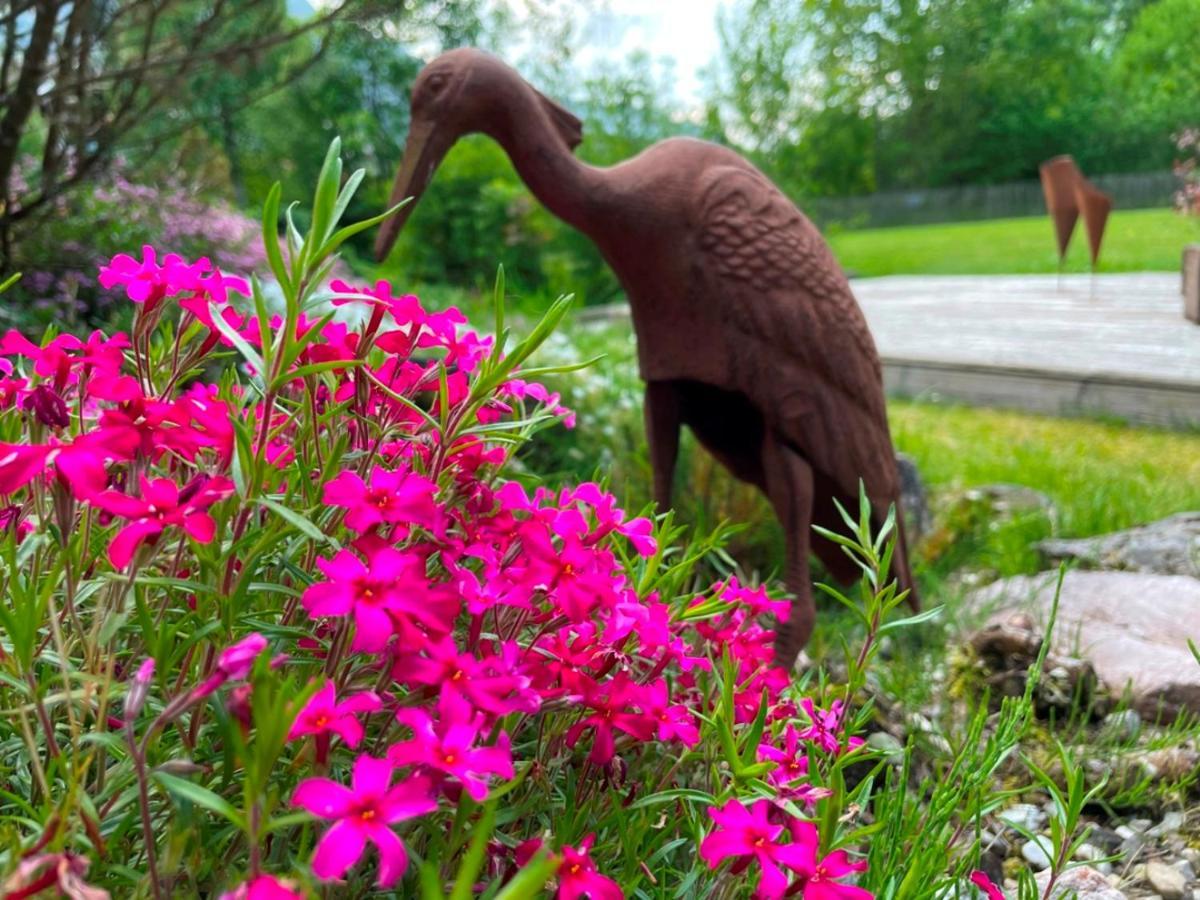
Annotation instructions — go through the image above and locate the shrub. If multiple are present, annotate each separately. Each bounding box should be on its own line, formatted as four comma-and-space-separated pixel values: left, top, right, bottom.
5, 155, 268, 333
0, 141, 1042, 899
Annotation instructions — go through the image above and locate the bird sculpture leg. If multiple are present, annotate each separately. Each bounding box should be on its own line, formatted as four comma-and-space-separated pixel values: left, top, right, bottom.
760, 431, 816, 672
644, 381, 681, 511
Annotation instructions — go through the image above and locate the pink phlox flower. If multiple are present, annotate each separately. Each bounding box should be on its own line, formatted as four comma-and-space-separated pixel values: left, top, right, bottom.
289, 680, 383, 748
95, 394, 221, 463
322, 465, 441, 535
217, 633, 268, 680
564, 675, 656, 765
525, 625, 608, 699
389, 694, 513, 802
91, 474, 233, 567
796, 699, 863, 756
292, 755, 436, 888
520, 518, 622, 622
196, 267, 250, 305
969, 871, 1005, 900
641, 678, 699, 747
560, 483, 655, 555
721, 577, 791, 619
178, 292, 254, 348
758, 726, 833, 807
700, 799, 808, 899
392, 636, 537, 716
1, 330, 84, 390
0, 443, 52, 495
98, 246, 209, 309
500, 378, 576, 428
556, 835, 623, 900
781, 818, 871, 900
191, 633, 268, 701
219, 873, 305, 900
735, 665, 791, 725
329, 278, 423, 325
0, 434, 117, 499
301, 547, 457, 654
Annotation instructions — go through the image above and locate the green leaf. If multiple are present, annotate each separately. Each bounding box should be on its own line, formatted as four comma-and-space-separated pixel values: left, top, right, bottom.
153, 771, 246, 830
310, 137, 343, 246
0, 271, 21, 294
281, 358, 363, 384
330, 167, 366, 230
418, 860, 446, 900
493, 851, 558, 900
629, 788, 717, 810
261, 182, 290, 293
449, 802, 496, 900
317, 197, 412, 260
876, 605, 943, 636
211, 305, 266, 386
256, 497, 335, 547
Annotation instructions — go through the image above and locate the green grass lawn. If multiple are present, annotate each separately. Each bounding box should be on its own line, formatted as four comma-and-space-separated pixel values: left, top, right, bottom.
828, 208, 1198, 277
891, 399, 1200, 539
884, 398, 1200, 585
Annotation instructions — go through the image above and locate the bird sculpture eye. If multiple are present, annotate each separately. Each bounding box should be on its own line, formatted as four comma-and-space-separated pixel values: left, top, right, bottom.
426, 73, 449, 95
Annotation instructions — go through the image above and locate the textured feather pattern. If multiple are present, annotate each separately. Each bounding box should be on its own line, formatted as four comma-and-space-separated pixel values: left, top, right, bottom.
694, 165, 898, 506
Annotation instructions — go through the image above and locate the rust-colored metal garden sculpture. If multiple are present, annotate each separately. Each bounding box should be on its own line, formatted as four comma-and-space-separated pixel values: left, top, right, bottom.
373, 48, 918, 668
1038, 155, 1111, 269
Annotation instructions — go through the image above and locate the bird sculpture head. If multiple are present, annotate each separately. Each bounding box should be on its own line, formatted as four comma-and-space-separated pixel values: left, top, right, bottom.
373, 48, 584, 262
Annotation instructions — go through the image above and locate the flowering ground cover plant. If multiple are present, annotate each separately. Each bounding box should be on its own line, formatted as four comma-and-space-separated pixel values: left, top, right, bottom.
0, 142, 1028, 899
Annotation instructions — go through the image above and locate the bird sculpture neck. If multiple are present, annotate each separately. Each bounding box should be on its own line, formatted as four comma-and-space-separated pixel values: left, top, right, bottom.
485, 83, 604, 236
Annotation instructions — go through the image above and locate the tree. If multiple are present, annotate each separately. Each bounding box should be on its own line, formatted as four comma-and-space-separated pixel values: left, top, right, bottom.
1116, 0, 1200, 157
708, 0, 1162, 201
0, 0, 359, 269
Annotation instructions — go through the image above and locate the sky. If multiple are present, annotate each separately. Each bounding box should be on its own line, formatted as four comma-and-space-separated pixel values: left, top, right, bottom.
303, 0, 729, 108
570, 0, 726, 105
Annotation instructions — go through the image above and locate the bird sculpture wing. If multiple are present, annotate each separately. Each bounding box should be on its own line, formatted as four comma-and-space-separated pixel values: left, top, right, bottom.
695, 165, 898, 507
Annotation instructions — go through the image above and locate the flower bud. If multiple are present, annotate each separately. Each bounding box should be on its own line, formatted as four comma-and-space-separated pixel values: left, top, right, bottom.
23, 384, 69, 428
124, 657, 155, 723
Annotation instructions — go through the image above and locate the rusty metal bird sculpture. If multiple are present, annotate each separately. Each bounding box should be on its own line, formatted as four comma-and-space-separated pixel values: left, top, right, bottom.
374, 48, 918, 669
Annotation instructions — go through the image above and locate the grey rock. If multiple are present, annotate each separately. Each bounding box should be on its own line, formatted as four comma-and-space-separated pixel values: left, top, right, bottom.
1035, 866, 1129, 899
1174, 859, 1196, 883
966, 571, 1200, 716
1146, 860, 1188, 899
1147, 812, 1186, 838
1075, 844, 1115, 876
1022, 836, 1054, 869
1037, 512, 1200, 578
965, 483, 1057, 519
866, 731, 905, 764
1103, 709, 1143, 741
999, 803, 1045, 833
896, 452, 930, 541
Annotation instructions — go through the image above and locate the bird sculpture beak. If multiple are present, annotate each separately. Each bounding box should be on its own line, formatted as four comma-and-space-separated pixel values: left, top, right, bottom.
374, 119, 454, 262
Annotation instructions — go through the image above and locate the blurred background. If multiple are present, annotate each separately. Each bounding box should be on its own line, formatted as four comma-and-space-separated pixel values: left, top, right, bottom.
3, 0, 1197, 327
4, 0, 1200, 613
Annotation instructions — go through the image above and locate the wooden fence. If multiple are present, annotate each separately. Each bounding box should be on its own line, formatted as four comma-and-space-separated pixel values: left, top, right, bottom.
806, 170, 1178, 229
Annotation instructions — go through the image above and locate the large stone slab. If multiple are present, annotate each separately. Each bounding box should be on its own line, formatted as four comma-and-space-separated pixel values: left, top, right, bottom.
1037, 512, 1200, 578
968, 571, 1200, 717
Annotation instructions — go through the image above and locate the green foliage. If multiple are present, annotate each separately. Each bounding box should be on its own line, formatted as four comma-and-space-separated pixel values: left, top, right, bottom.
1116, 0, 1200, 142
712, 0, 1184, 199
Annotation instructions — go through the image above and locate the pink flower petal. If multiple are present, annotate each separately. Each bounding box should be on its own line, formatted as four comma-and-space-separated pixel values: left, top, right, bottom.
292, 778, 354, 819
311, 820, 366, 881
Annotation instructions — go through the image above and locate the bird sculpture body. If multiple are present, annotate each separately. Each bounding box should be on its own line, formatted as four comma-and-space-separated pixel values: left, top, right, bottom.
374, 48, 918, 669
